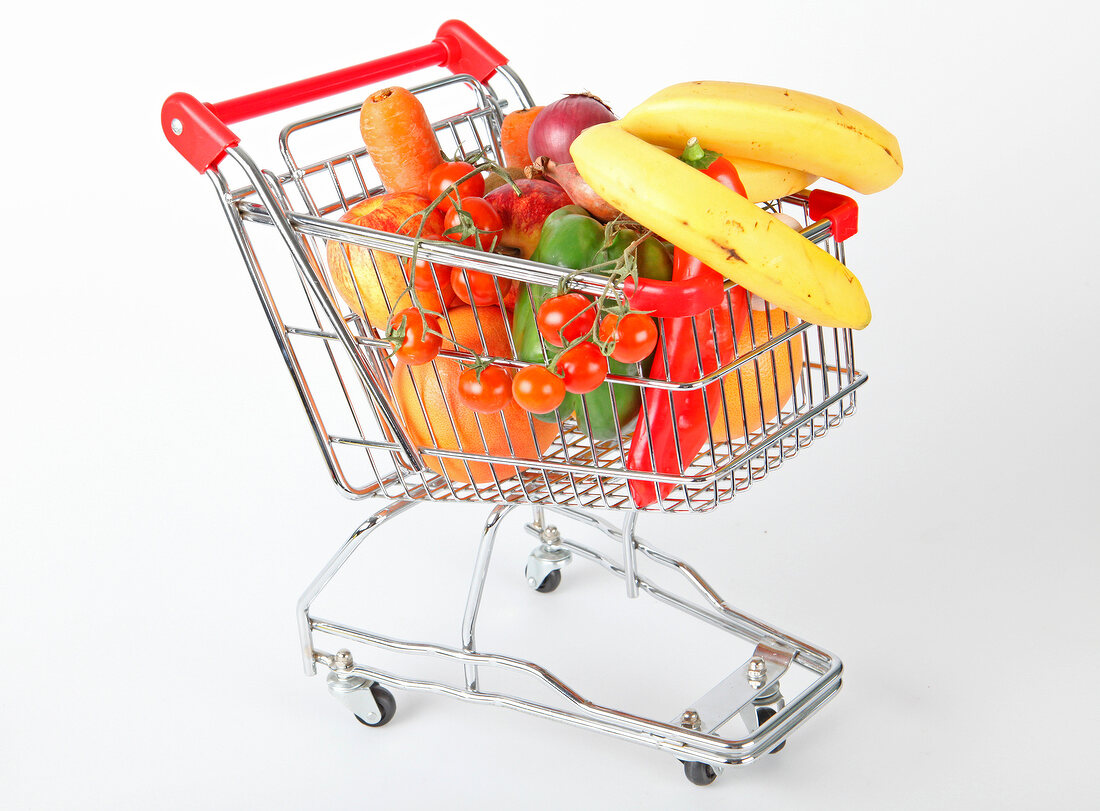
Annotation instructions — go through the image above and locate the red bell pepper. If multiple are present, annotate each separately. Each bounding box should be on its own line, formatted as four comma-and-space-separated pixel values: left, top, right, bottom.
626, 147, 750, 507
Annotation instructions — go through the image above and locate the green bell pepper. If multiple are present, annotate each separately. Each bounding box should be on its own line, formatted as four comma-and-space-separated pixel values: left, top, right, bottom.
512, 206, 673, 440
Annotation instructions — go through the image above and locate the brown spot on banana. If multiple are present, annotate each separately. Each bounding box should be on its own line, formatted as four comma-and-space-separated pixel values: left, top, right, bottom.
711, 240, 746, 262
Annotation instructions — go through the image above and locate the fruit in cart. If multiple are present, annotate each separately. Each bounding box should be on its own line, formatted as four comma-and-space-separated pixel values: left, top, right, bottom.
556, 341, 608, 394
599, 312, 658, 364
391, 306, 557, 485
415, 277, 463, 313
427, 161, 485, 214
326, 193, 445, 328
359, 86, 443, 198
512, 206, 671, 439
457, 364, 514, 414
648, 146, 817, 203
536, 293, 596, 347
443, 197, 503, 251
711, 302, 805, 441
451, 268, 507, 307
618, 81, 903, 195
482, 179, 572, 259
569, 124, 872, 329
500, 106, 544, 167
512, 365, 567, 414
526, 158, 620, 222
528, 93, 617, 165
720, 158, 817, 205
388, 308, 442, 365
626, 153, 750, 509
483, 166, 527, 194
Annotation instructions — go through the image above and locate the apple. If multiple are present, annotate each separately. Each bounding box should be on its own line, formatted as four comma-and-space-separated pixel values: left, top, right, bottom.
325, 192, 446, 329
483, 179, 572, 260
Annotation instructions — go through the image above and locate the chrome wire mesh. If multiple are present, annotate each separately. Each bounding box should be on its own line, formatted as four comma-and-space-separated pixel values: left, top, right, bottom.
211, 74, 866, 513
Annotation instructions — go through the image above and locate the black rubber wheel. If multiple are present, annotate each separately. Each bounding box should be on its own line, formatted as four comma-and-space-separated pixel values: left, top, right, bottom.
535, 568, 562, 593
756, 706, 786, 753
682, 760, 718, 786
354, 683, 396, 728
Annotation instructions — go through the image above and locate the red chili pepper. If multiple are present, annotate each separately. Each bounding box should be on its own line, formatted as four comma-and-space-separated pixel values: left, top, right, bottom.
626, 151, 750, 508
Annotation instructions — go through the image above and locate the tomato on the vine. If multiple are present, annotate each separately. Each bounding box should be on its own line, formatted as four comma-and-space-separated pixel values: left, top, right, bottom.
512, 365, 566, 413
411, 254, 453, 292
388, 308, 441, 365
427, 162, 485, 214
443, 197, 503, 251
536, 293, 595, 347
452, 267, 503, 306
599, 312, 659, 363
457, 365, 513, 414
500, 279, 518, 310
556, 341, 608, 394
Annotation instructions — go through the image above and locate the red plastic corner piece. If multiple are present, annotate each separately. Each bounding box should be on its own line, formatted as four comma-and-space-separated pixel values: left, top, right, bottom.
807, 189, 859, 242
162, 92, 240, 173
433, 20, 508, 83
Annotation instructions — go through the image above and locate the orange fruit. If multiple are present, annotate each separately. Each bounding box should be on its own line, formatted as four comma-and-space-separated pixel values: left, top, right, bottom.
391, 306, 557, 485
325, 193, 444, 329
711, 305, 805, 441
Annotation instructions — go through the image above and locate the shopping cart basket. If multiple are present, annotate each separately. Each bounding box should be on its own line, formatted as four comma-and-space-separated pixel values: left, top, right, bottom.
162, 20, 866, 786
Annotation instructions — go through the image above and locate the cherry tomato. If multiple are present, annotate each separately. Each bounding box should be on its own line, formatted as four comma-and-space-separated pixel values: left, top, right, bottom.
599, 312, 659, 363
444, 197, 503, 251
512, 365, 566, 413
388, 308, 441, 365
427, 161, 485, 214
451, 267, 503, 306
501, 279, 518, 310
556, 341, 608, 394
457, 365, 513, 414
411, 254, 453, 292
536, 293, 595, 347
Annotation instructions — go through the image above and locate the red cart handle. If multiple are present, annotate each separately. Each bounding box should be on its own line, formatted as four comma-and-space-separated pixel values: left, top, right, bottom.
807, 189, 858, 242
162, 20, 507, 173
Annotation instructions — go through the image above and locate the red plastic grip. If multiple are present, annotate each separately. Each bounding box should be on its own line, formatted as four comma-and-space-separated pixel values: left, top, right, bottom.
163, 20, 508, 173
434, 20, 509, 83
807, 189, 859, 242
161, 92, 241, 173
622, 273, 726, 318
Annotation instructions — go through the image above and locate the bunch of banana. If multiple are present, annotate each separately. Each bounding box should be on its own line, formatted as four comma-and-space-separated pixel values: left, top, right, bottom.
620, 81, 903, 195
569, 81, 903, 329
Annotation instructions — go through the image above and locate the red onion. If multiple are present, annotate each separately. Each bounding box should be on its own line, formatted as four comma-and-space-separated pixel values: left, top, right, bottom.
527, 157, 620, 222
528, 93, 617, 165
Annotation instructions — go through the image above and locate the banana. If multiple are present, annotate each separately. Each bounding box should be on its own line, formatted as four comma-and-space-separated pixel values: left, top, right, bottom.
569, 124, 871, 329
620, 81, 902, 195
655, 143, 816, 203
727, 157, 818, 203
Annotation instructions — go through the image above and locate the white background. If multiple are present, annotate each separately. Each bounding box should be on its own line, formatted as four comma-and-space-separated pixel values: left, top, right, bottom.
3, 1, 1097, 808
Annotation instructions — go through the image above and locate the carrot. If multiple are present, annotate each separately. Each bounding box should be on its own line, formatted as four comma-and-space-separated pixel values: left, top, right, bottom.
500, 106, 544, 168
359, 87, 442, 198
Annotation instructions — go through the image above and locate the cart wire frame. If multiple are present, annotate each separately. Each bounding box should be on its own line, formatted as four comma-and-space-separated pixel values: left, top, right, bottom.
207, 67, 864, 515
167, 24, 864, 785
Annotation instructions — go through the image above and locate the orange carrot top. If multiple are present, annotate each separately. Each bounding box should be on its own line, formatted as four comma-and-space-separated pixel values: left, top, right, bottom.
359, 86, 442, 198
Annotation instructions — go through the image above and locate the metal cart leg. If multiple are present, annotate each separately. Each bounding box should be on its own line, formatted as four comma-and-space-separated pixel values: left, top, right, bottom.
462, 504, 513, 691
299, 502, 842, 783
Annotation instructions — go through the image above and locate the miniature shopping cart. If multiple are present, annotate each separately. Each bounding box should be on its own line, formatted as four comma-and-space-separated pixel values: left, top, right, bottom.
162, 20, 866, 786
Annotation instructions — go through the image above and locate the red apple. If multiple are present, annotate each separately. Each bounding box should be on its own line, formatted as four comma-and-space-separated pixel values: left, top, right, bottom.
326, 193, 447, 328
483, 179, 572, 260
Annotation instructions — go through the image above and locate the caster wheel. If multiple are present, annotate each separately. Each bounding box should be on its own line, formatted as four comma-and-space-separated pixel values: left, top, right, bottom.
682, 760, 718, 786
354, 683, 396, 728
756, 706, 786, 753
534, 568, 561, 593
